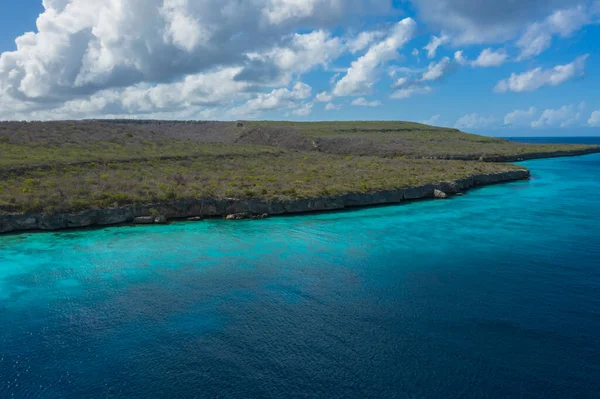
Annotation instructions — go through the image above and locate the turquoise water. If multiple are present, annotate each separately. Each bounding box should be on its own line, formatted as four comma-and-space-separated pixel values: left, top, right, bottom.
1, 147, 600, 398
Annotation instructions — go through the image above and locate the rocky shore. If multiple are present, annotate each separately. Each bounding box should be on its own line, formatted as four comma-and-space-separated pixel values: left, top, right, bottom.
413, 147, 600, 162
480, 147, 600, 162
0, 169, 529, 235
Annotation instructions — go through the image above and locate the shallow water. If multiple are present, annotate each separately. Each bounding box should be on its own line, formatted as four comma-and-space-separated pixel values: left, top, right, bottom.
1, 146, 600, 398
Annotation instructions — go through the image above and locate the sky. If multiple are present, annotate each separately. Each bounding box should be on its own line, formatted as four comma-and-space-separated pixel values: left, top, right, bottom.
0, 0, 599, 136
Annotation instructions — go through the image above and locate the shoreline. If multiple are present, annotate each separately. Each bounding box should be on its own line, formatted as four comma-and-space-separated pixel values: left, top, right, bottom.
413, 147, 600, 162
0, 169, 529, 235
478, 147, 600, 162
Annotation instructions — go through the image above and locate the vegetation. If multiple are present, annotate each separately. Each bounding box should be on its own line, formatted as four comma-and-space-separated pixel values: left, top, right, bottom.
0, 149, 522, 214
1, 119, 595, 216
1, 120, 597, 165
243, 121, 600, 159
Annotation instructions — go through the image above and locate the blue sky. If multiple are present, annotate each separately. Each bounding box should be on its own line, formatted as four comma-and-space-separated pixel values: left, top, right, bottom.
0, 0, 599, 136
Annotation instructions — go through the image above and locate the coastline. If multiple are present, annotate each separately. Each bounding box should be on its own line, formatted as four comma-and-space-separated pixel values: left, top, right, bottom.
416, 147, 600, 162
0, 169, 529, 235
478, 147, 600, 162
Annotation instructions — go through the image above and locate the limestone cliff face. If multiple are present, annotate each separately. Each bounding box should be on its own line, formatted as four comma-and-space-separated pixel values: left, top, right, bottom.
0, 169, 529, 234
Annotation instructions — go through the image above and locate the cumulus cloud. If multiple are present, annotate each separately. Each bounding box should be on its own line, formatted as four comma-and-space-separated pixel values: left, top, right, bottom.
390, 85, 432, 99
454, 113, 496, 129
589, 110, 600, 127
351, 97, 383, 107
495, 55, 588, 93
291, 102, 313, 116
504, 104, 587, 128
454, 51, 469, 66
231, 82, 312, 117
517, 5, 596, 60
531, 103, 585, 128
504, 107, 537, 126
421, 114, 441, 125
264, 0, 390, 25
0, 0, 394, 120
454, 48, 508, 67
387, 55, 452, 99
325, 102, 342, 111
421, 57, 453, 81
1, 66, 252, 120
423, 34, 449, 58
332, 18, 417, 97
347, 30, 386, 53
237, 30, 344, 84
411, 0, 565, 44
265, 0, 332, 24
472, 48, 508, 67
315, 91, 333, 102
413, 0, 599, 50
3, 0, 269, 101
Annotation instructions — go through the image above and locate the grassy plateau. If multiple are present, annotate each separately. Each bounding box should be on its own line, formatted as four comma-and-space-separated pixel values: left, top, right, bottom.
0, 120, 597, 215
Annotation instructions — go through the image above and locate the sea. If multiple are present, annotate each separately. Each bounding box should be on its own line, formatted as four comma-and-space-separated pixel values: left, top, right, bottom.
1, 138, 599, 398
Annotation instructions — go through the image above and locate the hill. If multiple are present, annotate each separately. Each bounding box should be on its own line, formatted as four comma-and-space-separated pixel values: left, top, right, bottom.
0, 120, 597, 232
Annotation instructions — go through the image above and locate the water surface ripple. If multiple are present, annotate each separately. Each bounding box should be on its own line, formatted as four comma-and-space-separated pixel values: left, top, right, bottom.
1, 148, 600, 398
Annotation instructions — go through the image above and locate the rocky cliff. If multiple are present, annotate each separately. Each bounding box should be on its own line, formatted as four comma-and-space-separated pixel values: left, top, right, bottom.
0, 169, 529, 235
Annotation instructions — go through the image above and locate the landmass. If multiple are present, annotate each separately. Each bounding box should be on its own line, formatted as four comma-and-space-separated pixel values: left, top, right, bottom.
1, 120, 598, 234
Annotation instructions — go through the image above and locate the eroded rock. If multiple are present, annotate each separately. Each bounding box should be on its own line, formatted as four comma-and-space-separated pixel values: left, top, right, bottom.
154, 215, 168, 224
226, 213, 249, 220
434, 189, 448, 199
134, 216, 154, 224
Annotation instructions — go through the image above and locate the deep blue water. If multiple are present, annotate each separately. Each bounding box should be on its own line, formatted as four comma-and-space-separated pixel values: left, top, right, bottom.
1, 138, 600, 398
506, 136, 600, 145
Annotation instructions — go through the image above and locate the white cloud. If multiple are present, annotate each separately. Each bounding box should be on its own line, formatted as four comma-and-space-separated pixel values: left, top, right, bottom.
265, 0, 324, 24
389, 67, 438, 99
517, 5, 595, 60
454, 48, 508, 67
387, 55, 453, 100
421, 114, 441, 125
421, 57, 452, 81
392, 77, 411, 88
472, 48, 508, 67
1, 66, 253, 120
351, 97, 383, 107
329, 72, 341, 84
264, 0, 390, 25
495, 55, 588, 93
411, 0, 566, 44
325, 102, 342, 111
411, 48, 420, 61
161, 0, 207, 52
588, 110, 600, 127
390, 85, 432, 99
504, 107, 537, 126
347, 30, 386, 53
423, 34, 449, 58
0, 0, 392, 120
455, 113, 496, 129
231, 82, 312, 117
315, 91, 333, 102
292, 102, 313, 116
454, 51, 469, 66
531, 103, 585, 128
239, 30, 344, 84
332, 18, 417, 97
